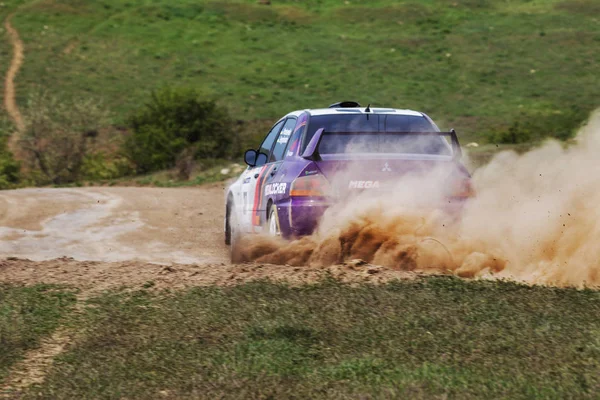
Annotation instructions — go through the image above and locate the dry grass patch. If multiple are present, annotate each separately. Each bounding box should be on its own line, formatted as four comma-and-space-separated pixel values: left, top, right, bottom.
555, 0, 600, 14
334, 3, 431, 25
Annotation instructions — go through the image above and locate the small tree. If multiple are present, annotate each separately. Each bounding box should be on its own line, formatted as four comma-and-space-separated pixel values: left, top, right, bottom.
19, 92, 110, 184
123, 87, 233, 173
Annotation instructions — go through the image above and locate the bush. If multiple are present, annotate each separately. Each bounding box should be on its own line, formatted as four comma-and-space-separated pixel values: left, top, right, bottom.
19, 92, 111, 185
488, 121, 532, 145
123, 88, 233, 173
80, 153, 132, 181
487, 107, 586, 144
0, 123, 21, 189
0, 150, 20, 189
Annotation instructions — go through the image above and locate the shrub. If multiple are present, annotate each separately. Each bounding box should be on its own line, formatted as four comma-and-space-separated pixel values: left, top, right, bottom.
0, 122, 21, 189
0, 150, 20, 189
487, 108, 585, 144
123, 87, 233, 173
80, 153, 132, 181
488, 121, 532, 145
19, 92, 111, 185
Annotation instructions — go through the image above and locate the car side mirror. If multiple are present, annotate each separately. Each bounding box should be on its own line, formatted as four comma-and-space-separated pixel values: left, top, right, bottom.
256, 152, 268, 166
244, 149, 258, 167
244, 149, 269, 167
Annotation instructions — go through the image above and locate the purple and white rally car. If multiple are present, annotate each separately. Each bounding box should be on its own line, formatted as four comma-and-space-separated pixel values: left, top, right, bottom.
225, 101, 473, 246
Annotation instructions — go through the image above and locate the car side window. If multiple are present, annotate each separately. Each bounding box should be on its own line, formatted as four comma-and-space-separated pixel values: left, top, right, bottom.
257, 120, 284, 167
270, 118, 296, 162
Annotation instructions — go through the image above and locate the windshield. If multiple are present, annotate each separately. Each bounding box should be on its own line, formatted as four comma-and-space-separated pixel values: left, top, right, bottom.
318, 133, 452, 156
302, 114, 436, 152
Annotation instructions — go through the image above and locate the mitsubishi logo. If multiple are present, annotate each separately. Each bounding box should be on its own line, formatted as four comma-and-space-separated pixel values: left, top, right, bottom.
381, 162, 392, 172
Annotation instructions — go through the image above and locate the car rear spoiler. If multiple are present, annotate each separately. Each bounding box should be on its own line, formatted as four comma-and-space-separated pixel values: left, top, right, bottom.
301, 129, 463, 161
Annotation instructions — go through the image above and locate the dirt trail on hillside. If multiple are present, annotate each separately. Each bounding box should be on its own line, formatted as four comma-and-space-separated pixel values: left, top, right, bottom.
3, 14, 25, 138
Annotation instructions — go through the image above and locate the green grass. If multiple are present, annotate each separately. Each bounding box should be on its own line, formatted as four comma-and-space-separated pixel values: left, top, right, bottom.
58, 159, 245, 188
124, 160, 244, 187
26, 278, 600, 399
0, 284, 76, 381
5, 0, 600, 143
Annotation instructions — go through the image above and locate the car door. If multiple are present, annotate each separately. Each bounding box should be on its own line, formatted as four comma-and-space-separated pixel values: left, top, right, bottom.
252, 118, 296, 231
242, 119, 285, 231
255, 118, 298, 223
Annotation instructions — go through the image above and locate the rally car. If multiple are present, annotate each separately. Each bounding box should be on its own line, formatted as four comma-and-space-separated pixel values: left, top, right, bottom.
225, 101, 472, 247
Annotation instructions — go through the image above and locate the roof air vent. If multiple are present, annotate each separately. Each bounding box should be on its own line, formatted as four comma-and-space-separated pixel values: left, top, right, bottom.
328, 101, 361, 108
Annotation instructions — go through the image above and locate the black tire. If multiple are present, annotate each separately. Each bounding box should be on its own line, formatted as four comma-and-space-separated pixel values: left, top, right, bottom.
225, 200, 232, 245
228, 204, 242, 263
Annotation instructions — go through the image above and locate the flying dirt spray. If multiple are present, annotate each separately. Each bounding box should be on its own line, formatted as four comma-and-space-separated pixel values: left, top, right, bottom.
237, 111, 600, 288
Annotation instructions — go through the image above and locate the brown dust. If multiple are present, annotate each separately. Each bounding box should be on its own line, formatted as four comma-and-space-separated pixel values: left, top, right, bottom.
237, 111, 600, 288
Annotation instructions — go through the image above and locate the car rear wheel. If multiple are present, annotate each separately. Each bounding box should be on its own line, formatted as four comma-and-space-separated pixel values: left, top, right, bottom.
227, 201, 243, 262
268, 204, 281, 237
225, 201, 232, 245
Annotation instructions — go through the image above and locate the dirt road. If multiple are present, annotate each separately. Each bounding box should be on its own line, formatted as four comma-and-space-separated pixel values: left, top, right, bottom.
0, 185, 229, 264
0, 185, 419, 292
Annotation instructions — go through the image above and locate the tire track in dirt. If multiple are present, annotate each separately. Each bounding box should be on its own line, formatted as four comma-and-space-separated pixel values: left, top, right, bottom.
0, 258, 419, 397
0, 292, 86, 399
3, 13, 25, 156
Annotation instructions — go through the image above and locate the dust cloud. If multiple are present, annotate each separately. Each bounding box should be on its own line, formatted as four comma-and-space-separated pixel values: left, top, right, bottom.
237, 111, 600, 288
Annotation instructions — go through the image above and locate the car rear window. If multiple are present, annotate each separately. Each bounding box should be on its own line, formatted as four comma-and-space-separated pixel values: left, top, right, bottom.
318, 133, 452, 156
302, 114, 435, 152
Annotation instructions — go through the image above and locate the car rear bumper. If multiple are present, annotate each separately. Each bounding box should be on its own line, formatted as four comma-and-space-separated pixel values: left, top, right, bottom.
277, 197, 329, 238
277, 196, 470, 238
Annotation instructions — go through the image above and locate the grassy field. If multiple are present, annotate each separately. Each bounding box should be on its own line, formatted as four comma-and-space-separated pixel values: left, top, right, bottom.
59, 159, 244, 188
0, 284, 76, 382
1, 278, 594, 399
2, 0, 599, 143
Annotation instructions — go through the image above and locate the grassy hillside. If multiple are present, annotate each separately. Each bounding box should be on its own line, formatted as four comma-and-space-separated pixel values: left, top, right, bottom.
4, 0, 600, 143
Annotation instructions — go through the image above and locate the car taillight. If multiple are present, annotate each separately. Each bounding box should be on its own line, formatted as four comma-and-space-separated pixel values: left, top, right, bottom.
450, 178, 475, 198
290, 174, 331, 197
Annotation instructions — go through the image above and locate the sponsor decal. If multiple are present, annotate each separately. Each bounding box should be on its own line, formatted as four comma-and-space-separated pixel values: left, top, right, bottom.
304, 170, 319, 176
243, 177, 251, 184
348, 180, 380, 189
265, 183, 287, 196
277, 128, 292, 145
381, 162, 392, 172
